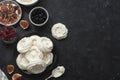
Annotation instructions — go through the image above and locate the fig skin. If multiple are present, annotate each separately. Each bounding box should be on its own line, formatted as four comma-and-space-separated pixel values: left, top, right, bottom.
7, 65, 14, 74
20, 20, 29, 29
12, 73, 22, 80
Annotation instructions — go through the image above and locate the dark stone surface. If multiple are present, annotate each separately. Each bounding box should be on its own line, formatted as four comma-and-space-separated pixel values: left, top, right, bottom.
0, 0, 120, 80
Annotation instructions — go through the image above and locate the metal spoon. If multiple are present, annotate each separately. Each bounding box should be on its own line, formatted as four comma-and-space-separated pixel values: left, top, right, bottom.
45, 66, 65, 80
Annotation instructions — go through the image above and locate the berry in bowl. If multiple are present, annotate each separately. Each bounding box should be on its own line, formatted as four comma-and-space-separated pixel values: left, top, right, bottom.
0, 26, 17, 44
0, 0, 22, 26
29, 7, 49, 27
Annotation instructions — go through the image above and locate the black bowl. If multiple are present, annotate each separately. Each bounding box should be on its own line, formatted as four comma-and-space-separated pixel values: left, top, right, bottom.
13, 32, 57, 79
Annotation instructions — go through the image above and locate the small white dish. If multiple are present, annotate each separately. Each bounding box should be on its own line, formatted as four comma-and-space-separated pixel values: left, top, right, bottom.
29, 7, 49, 27
16, 0, 38, 6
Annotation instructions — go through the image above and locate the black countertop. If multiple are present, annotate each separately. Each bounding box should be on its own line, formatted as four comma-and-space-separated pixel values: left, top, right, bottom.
0, 0, 120, 80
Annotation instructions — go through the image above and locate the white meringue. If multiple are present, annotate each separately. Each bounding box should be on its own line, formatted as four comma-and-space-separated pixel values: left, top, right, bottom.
36, 37, 53, 53
27, 61, 46, 74
25, 46, 43, 62
43, 53, 53, 66
30, 35, 41, 40
30, 35, 41, 46
16, 35, 54, 74
16, 54, 29, 70
17, 37, 32, 53
51, 23, 68, 40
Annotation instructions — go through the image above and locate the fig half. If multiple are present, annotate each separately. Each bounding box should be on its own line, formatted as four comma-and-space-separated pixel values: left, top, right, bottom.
7, 65, 14, 74
20, 20, 29, 29
12, 73, 22, 80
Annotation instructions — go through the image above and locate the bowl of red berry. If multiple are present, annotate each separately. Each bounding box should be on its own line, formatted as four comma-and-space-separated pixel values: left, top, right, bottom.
0, 26, 17, 44
0, 0, 22, 26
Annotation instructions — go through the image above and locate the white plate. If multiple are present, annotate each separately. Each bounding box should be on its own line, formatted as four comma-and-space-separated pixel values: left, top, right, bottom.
16, 0, 38, 6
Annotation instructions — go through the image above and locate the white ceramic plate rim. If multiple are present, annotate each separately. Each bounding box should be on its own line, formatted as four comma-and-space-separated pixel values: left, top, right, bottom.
16, 0, 38, 5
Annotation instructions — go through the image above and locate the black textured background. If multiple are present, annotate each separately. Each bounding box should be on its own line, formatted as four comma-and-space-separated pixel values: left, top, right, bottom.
0, 0, 120, 80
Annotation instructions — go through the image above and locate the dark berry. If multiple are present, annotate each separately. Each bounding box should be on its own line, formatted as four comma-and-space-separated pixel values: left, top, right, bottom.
31, 8, 47, 24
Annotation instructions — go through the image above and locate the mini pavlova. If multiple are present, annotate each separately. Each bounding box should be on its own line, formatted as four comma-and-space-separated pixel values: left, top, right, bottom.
16, 35, 53, 74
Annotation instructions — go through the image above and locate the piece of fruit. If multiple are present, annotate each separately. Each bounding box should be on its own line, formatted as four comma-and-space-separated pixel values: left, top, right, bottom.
12, 73, 22, 80
0, 26, 17, 41
7, 65, 14, 74
0, 5, 9, 12
20, 20, 29, 29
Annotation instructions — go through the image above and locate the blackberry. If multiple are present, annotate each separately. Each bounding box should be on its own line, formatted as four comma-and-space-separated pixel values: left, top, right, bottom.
31, 8, 47, 24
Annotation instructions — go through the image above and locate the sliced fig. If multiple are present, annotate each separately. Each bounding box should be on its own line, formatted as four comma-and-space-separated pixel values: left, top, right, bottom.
0, 5, 9, 12
13, 6, 19, 11
11, 5, 15, 13
0, 17, 2, 22
18, 8, 21, 14
7, 65, 14, 74
12, 73, 22, 80
10, 13, 17, 19
20, 20, 29, 29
